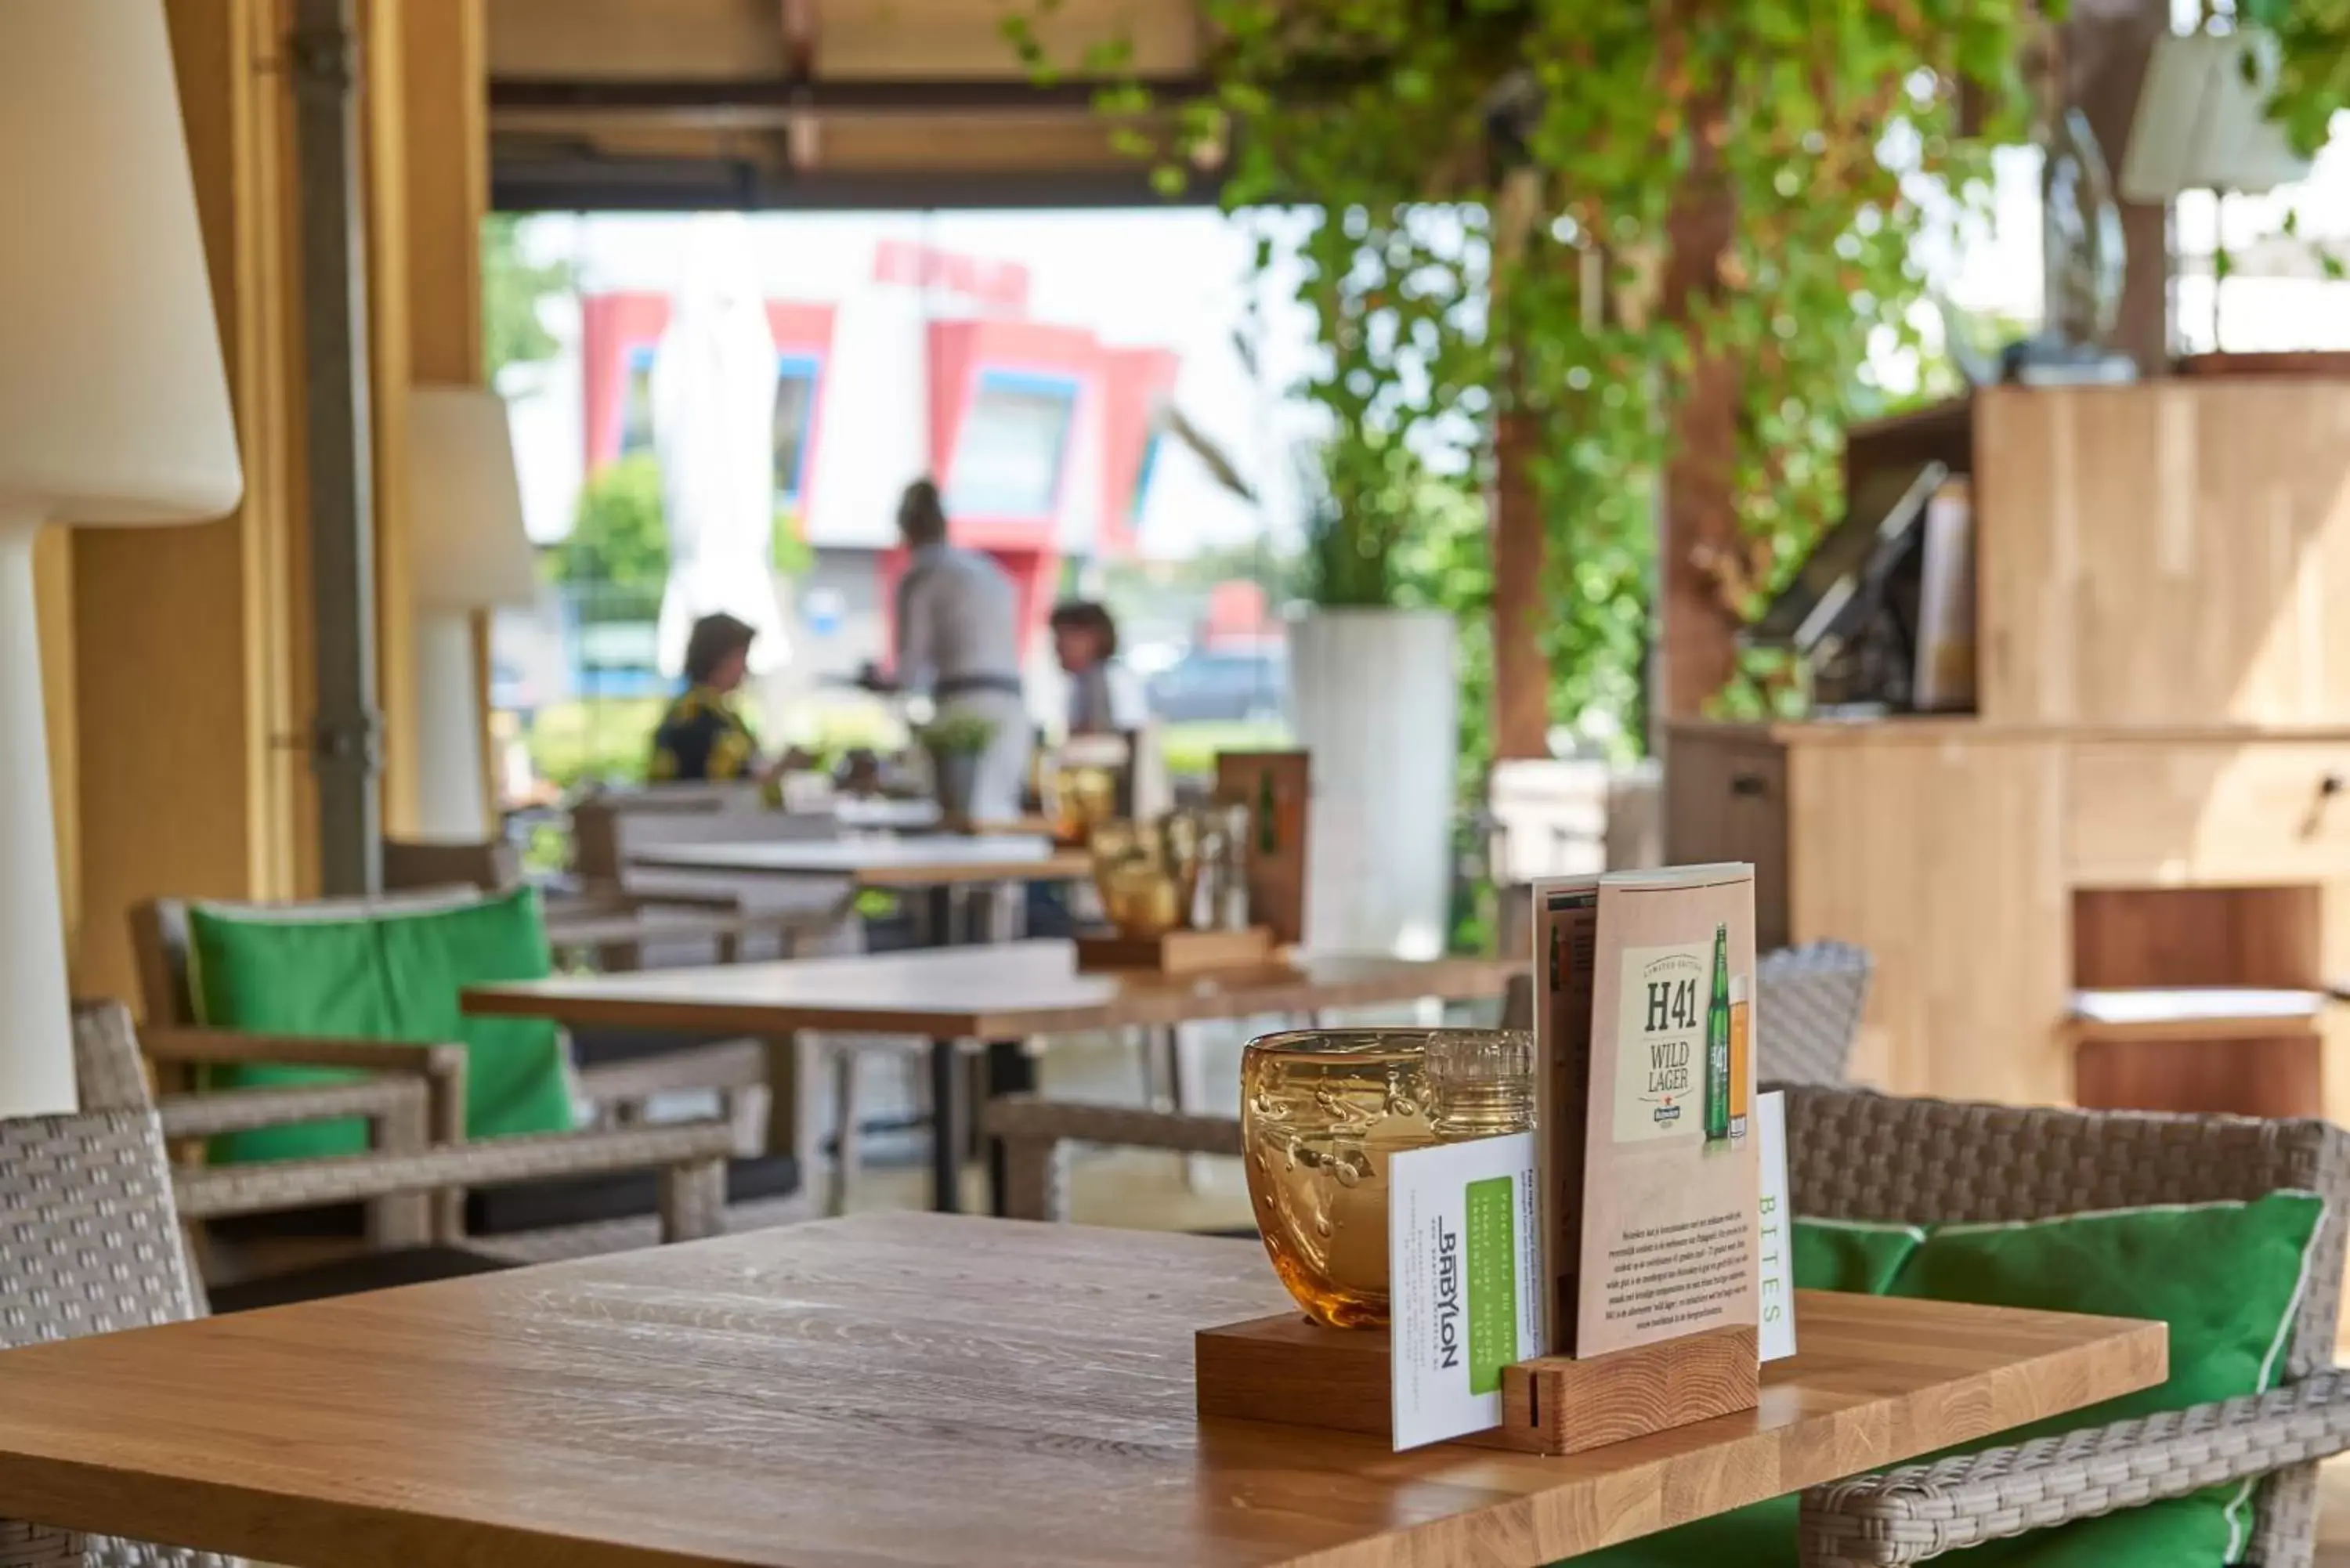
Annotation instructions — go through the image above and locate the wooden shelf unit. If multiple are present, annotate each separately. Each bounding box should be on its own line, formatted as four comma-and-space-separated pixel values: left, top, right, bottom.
1668, 380, 2350, 1116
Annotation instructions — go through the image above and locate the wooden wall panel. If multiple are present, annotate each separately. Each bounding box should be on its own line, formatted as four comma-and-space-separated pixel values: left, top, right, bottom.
74, 0, 302, 1003
1977, 382, 2350, 728
1784, 735, 2071, 1106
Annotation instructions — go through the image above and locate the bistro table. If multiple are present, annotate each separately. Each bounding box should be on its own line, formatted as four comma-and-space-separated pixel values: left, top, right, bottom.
468, 939, 1523, 1212
634, 831, 1091, 947
0, 1215, 2166, 1568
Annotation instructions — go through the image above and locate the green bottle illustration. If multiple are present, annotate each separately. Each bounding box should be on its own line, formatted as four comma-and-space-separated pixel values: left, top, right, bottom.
1256, 768, 1278, 856
1703, 922, 1732, 1142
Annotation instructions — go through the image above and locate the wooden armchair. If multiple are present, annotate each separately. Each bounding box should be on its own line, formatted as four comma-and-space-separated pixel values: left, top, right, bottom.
127, 894, 763, 1261
1786, 1085, 2350, 1566
73, 1003, 730, 1272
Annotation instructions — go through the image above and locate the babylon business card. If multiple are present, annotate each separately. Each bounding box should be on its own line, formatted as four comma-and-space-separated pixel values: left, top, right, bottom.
1386, 1130, 1543, 1451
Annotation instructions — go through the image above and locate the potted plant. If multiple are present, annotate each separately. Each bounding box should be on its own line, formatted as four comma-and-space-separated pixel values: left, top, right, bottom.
913, 710, 999, 825
1285, 439, 1460, 959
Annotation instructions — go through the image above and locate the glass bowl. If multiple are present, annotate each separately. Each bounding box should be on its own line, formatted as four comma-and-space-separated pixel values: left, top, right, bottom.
1240, 1027, 1533, 1328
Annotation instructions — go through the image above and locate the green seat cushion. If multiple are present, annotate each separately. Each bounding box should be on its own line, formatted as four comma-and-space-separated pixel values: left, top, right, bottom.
1562, 1194, 2324, 1566
1888, 1194, 2323, 1436
1556, 1492, 2236, 1566
188, 887, 573, 1163
1791, 1218, 1925, 1295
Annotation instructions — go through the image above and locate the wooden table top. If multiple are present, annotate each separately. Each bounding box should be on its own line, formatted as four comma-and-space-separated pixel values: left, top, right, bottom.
467, 938, 1523, 1038
0, 1216, 2164, 1568
631, 833, 1091, 888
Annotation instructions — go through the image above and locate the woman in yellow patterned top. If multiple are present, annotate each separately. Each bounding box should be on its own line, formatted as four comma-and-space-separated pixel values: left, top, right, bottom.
649, 613, 768, 782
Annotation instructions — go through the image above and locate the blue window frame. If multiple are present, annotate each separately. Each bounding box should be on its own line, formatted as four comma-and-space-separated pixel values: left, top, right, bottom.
1129, 427, 1163, 522
773, 353, 821, 505
618, 345, 656, 457
947, 368, 1079, 517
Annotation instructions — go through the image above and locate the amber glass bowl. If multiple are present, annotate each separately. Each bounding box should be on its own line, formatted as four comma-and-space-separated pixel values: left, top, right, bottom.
1240, 1027, 1533, 1328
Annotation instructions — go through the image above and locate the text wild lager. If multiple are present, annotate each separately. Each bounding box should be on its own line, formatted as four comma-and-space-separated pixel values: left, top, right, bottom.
1703, 922, 1732, 1142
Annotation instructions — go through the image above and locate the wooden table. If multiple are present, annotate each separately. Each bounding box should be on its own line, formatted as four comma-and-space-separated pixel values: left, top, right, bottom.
468, 940, 1522, 1212
0, 1216, 2166, 1568
631, 833, 1092, 891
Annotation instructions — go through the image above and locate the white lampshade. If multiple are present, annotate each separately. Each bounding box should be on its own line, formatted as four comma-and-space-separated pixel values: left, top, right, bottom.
0, 1, 242, 1118
407, 384, 540, 609
0, 2, 243, 523
2122, 31, 2312, 203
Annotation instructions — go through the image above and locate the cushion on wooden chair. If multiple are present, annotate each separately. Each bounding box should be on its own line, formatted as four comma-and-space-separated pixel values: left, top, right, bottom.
183, 886, 573, 1162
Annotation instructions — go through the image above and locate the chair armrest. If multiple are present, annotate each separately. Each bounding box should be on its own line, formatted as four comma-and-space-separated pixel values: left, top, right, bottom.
141, 1027, 465, 1079
1799, 1371, 2350, 1566
170, 1119, 738, 1219
575, 1040, 766, 1106
980, 1097, 1242, 1157
141, 1028, 467, 1152
156, 1076, 428, 1141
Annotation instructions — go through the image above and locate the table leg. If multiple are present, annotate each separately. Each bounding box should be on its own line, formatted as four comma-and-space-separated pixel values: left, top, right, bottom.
929, 1038, 964, 1213
985, 1038, 1037, 1218
765, 1031, 820, 1169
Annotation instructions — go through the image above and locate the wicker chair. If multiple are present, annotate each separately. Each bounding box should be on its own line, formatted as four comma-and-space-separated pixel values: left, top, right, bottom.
986, 943, 1873, 1224
1, 1038, 286, 1566
69, 1003, 732, 1282
124, 894, 755, 1262
1786, 1084, 2350, 1566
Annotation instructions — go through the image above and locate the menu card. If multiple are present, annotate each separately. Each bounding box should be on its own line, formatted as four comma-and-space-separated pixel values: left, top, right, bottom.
1532, 866, 1762, 1360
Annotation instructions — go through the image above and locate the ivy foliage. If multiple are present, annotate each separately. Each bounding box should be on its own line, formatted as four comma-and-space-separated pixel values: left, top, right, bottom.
1009, 0, 2048, 732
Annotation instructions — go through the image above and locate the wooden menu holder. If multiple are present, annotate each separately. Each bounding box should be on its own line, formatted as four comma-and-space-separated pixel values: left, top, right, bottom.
1074, 925, 1274, 975
1195, 1311, 1758, 1456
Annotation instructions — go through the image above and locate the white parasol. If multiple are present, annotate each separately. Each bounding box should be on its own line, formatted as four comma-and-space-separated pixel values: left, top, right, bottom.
652, 212, 789, 676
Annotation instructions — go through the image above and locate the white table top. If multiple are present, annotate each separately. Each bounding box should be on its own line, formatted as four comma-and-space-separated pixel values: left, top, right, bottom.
630, 833, 1090, 888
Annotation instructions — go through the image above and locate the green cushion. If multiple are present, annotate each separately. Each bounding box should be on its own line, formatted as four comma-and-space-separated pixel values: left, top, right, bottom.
1556, 1493, 2236, 1566
1561, 1194, 2325, 1566
1791, 1218, 1925, 1295
187, 887, 573, 1164
1888, 1194, 2323, 1436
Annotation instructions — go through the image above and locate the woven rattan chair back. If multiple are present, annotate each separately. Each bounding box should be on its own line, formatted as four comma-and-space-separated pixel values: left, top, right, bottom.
1781, 1084, 2350, 1564
1755, 941, 1871, 1086
0, 1085, 237, 1566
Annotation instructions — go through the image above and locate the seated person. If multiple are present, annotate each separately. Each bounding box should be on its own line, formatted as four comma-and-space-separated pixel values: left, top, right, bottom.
649, 612, 775, 784
1050, 599, 1149, 736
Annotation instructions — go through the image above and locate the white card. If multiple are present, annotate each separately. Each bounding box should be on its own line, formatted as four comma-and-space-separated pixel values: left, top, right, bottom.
1387, 1131, 1543, 1451
1755, 1091, 1797, 1362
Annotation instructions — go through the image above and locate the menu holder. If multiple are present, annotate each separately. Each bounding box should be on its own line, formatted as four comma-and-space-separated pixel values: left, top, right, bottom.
1194, 1313, 1757, 1456
1074, 925, 1274, 975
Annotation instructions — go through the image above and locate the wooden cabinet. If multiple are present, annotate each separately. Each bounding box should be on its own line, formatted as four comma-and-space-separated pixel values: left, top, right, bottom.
1664, 375, 2350, 1118
1668, 721, 2350, 1113
2066, 739, 2350, 884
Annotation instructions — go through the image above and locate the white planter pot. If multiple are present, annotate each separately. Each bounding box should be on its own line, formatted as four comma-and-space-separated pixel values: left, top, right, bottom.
1287, 607, 1458, 958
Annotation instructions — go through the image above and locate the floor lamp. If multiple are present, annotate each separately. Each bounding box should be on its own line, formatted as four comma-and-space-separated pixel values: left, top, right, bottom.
0, 3, 244, 1115
407, 385, 540, 840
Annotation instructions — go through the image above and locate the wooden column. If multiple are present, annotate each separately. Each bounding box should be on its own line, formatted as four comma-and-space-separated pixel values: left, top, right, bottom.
33, 529, 78, 964
399, 0, 494, 826
1489, 169, 1552, 761
73, 0, 302, 999
363, 0, 417, 836
2063, 0, 2170, 373
1655, 140, 1741, 728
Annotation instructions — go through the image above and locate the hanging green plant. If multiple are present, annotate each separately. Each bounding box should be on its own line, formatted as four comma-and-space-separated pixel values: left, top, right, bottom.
1006, 0, 2049, 734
